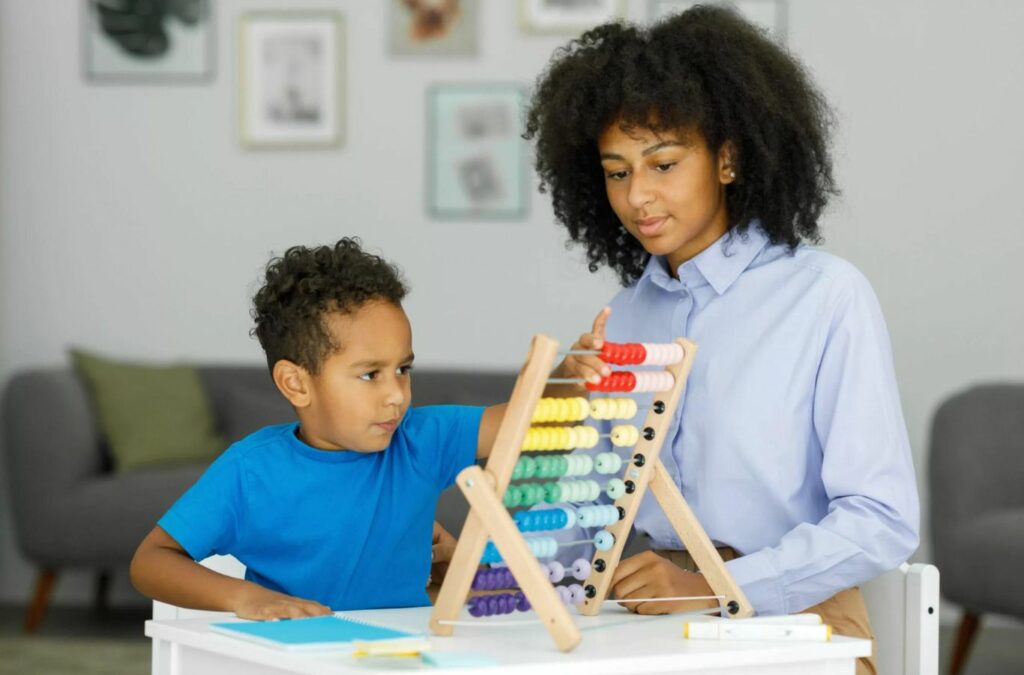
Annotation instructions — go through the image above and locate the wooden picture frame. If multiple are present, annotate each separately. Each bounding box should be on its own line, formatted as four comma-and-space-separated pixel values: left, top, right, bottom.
238, 11, 344, 149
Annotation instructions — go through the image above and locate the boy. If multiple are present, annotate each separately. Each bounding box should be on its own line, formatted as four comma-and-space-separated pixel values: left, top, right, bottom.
130, 238, 505, 620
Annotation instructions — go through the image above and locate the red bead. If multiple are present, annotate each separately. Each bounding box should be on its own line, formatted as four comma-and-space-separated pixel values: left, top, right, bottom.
599, 342, 647, 365
585, 371, 636, 392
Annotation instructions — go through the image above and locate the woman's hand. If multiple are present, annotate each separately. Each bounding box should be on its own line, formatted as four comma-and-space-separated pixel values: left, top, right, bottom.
548, 307, 612, 394
429, 521, 457, 586
610, 551, 718, 615
234, 584, 331, 621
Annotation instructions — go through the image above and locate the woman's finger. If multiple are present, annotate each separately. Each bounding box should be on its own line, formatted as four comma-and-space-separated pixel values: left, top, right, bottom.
591, 307, 611, 345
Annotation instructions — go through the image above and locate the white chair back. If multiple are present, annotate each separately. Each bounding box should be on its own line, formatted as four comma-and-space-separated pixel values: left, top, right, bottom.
151, 554, 247, 620
861, 563, 940, 675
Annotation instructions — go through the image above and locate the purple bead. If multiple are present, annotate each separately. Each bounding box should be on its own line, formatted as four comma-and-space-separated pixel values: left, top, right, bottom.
571, 558, 591, 580
556, 585, 572, 604
515, 591, 531, 612
547, 560, 566, 583
468, 597, 485, 617
568, 584, 585, 605
497, 594, 511, 614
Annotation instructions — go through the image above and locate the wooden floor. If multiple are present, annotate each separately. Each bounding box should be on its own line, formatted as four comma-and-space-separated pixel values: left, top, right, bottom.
0, 605, 1022, 674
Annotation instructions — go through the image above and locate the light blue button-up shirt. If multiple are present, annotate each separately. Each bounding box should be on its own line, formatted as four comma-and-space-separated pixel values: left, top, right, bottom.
592, 225, 919, 615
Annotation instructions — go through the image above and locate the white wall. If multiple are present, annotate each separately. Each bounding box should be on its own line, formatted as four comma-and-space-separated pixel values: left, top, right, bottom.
1, 0, 1022, 607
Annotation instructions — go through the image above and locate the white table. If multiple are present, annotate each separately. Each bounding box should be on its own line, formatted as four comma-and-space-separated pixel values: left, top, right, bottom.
146, 606, 871, 674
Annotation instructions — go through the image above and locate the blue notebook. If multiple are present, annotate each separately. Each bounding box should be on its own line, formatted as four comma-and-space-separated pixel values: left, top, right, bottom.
211, 615, 421, 651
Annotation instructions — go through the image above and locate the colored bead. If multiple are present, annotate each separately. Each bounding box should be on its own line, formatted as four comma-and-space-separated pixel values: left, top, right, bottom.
547, 560, 566, 583
568, 583, 586, 605
610, 425, 639, 447
594, 530, 615, 551
586, 371, 636, 393
571, 558, 591, 580
606, 478, 626, 499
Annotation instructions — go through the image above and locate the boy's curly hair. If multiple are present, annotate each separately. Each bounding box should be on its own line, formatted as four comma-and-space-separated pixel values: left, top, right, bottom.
251, 238, 408, 374
524, 5, 838, 286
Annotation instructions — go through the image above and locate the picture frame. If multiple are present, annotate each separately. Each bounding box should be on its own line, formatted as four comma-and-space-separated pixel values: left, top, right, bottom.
648, 0, 787, 42
82, 0, 214, 82
238, 11, 345, 149
389, 0, 478, 57
519, 0, 625, 35
427, 84, 529, 220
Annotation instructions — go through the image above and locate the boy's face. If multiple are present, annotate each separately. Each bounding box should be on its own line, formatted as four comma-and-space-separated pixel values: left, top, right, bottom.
299, 301, 414, 452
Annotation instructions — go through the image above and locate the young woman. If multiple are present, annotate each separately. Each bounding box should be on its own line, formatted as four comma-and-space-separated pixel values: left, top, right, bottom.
526, 8, 919, 673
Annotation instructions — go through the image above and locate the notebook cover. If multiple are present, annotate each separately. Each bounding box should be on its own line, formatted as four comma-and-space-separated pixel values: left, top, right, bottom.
211, 615, 418, 651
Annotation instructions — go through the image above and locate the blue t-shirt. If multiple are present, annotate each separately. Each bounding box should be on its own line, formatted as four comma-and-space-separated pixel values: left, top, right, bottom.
158, 405, 484, 610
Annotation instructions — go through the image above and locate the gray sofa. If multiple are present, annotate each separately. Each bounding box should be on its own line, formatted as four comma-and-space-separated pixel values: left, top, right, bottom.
929, 383, 1024, 675
1, 365, 516, 631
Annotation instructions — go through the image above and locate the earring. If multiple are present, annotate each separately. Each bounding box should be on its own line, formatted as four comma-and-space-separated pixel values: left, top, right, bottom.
727, 168, 736, 179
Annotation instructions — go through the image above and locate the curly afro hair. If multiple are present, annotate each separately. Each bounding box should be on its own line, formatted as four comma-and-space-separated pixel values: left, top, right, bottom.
525, 5, 838, 286
251, 238, 408, 374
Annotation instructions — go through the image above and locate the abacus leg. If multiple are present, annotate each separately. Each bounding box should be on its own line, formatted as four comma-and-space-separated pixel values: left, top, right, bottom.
648, 460, 754, 618
452, 466, 581, 652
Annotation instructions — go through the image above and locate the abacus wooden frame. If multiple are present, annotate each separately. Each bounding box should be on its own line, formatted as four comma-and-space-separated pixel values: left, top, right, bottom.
429, 334, 753, 652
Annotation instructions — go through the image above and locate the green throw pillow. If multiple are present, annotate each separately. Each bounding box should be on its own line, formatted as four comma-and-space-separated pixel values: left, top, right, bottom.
71, 349, 225, 472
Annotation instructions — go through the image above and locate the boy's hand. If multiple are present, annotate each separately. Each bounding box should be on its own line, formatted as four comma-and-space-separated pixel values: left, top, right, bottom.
234, 585, 331, 621
550, 307, 612, 390
429, 521, 457, 586
610, 551, 718, 615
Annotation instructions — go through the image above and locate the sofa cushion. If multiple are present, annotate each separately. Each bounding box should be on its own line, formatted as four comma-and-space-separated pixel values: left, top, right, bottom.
219, 383, 295, 444
70, 349, 224, 472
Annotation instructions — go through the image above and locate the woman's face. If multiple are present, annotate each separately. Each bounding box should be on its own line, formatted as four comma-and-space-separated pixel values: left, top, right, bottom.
598, 122, 735, 275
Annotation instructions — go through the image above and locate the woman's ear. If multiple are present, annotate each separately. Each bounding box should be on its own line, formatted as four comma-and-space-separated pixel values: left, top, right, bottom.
718, 140, 738, 184
272, 359, 312, 408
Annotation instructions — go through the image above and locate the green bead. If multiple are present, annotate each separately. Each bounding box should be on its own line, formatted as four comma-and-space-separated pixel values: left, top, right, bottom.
521, 456, 537, 479
554, 455, 569, 477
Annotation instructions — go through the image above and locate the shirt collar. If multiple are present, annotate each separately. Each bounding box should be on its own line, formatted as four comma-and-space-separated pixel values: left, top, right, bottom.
636, 223, 770, 296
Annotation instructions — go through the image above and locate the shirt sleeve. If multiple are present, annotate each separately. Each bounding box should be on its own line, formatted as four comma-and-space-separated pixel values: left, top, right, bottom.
157, 449, 247, 562
405, 405, 485, 490
725, 269, 920, 615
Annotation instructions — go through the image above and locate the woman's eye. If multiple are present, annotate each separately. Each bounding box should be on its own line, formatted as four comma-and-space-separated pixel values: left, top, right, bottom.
605, 170, 628, 180
397, 365, 413, 376
359, 371, 378, 382
655, 162, 676, 172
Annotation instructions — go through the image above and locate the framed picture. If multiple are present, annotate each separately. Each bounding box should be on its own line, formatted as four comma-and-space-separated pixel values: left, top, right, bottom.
648, 0, 787, 42
519, 0, 625, 35
389, 0, 478, 57
239, 11, 344, 149
427, 84, 528, 220
83, 0, 213, 81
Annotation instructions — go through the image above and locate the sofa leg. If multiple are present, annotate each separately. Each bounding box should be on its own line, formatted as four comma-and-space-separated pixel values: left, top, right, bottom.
949, 611, 981, 675
94, 570, 111, 613
24, 569, 57, 633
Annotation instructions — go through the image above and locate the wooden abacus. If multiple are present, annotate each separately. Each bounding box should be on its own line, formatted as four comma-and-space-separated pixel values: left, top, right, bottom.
429, 334, 753, 652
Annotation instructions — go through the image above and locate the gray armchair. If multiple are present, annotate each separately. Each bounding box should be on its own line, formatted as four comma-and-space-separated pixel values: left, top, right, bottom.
2, 365, 514, 632
928, 384, 1024, 675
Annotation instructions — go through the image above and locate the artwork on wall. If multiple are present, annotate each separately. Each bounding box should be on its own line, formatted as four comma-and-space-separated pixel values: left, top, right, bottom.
648, 0, 787, 41
427, 84, 528, 220
519, 0, 625, 35
389, 0, 478, 57
83, 0, 213, 81
239, 11, 344, 149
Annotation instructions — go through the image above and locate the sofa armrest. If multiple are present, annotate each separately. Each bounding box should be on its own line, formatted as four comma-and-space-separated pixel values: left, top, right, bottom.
2, 369, 103, 555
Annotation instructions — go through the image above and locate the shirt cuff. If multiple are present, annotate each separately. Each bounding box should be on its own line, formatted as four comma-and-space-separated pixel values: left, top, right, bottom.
724, 550, 787, 616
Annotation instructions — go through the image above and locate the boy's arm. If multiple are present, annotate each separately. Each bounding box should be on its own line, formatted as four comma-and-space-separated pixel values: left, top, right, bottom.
475, 403, 507, 458
130, 526, 330, 620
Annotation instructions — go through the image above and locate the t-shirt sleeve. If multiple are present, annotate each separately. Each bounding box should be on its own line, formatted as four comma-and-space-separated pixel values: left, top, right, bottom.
157, 449, 246, 562
402, 405, 485, 490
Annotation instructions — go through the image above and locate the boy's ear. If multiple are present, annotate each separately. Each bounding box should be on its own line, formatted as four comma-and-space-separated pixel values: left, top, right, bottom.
272, 359, 312, 408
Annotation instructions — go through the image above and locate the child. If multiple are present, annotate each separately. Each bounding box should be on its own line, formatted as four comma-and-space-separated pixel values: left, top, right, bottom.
130, 238, 505, 620
525, 7, 917, 673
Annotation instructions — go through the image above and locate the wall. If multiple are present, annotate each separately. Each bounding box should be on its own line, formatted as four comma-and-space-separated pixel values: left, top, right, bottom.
1, 0, 1022, 607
